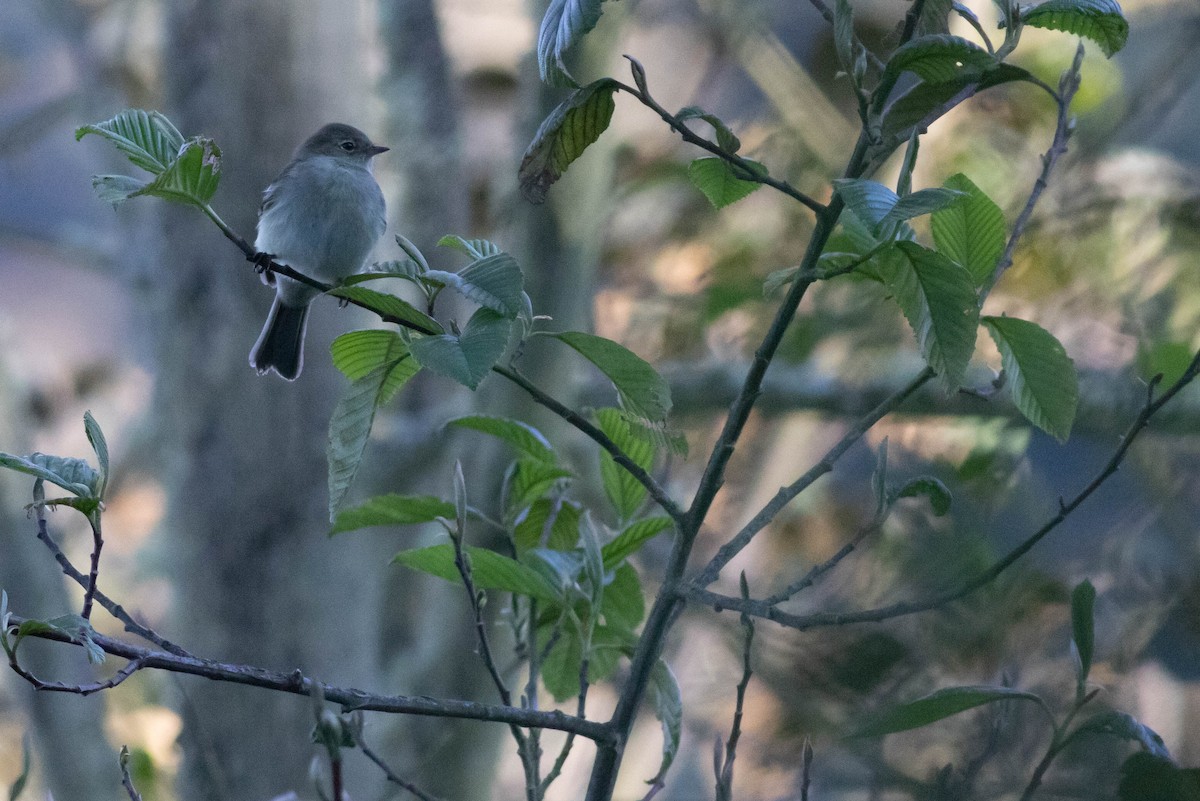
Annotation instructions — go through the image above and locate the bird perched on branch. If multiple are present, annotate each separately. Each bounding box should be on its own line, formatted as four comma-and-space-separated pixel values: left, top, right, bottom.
249, 123, 388, 380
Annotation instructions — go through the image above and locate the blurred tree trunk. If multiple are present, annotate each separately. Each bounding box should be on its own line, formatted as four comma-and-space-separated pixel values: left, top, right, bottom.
153, 1, 390, 799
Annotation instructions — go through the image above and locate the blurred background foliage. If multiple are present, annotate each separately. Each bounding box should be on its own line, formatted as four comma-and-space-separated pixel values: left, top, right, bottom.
1, 0, 1198, 799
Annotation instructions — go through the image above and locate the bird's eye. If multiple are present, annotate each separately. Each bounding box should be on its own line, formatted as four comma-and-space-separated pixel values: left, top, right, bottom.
339, 140, 356, 152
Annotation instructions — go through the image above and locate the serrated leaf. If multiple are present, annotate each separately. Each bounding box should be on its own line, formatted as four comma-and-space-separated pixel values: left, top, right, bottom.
603, 562, 645, 632
1071, 579, 1096, 687
424, 253, 524, 319
437, 235, 503, 260
409, 308, 512, 390
931, 173, 1006, 287
550, 332, 671, 421
520, 78, 619, 201
75, 109, 184, 174
888, 241, 980, 389
537, 0, 610, 86
647, 660, 683, 785
602, 516, 674, 569
982, 316, 1078, 441
137, 137, 221, 206
851, 685, 1046, 737
330, 330, 420, 405
0, 453, 98, 498
596, 408, 655, 522
448, 415, 556, 464
1118, 753, 1200, 801
328, 360, 415, 520
879, 63, 1036, 144
91, 175, 150, 207
687, 158, 763, 209
327, 286, 442, 334
895, 476, 952, 516
676, 106, 741, 153
581, 514, 605, 616
882, 188, 965, 226
881, 34, 997, 87
833, 179, 900, 230
347, 261, 426, 288
1021, 0, 1128, 57
541, 624, 586, 701
393, 543, 561, 603
83, 412, 109, 499
13, 614, 105, 665
505, 459, 574, 517
330, 494, 457, 535
515, 498, 582, 552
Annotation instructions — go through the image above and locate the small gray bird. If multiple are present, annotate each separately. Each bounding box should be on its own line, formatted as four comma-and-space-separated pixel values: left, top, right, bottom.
249, 123, 388, 380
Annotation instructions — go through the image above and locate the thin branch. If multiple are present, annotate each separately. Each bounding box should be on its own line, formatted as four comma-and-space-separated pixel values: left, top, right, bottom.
614, 65, 826, 215
495, 365, 686, 526
539, 656, 590, 795
2, 611, 613, 741
801, 738, 814, 801
8, 652, 145, 695
981, 43, 1083, 300
352, 730, 442, 801
688, 347, 1200, 630
715, 577, 755, 801
32, 497, 192, 657
119, 747, 144, 801
762, 508, 888, 607
694, 367, 933, 588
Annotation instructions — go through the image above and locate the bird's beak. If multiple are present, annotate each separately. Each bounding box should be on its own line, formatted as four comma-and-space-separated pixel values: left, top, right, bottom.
368, 145, 390, 156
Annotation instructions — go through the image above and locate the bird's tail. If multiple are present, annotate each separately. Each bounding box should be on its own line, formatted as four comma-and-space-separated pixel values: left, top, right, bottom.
249, 297, 309, 380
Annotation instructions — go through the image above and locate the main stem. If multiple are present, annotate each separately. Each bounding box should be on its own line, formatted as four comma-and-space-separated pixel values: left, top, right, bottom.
582, 134, 870, 801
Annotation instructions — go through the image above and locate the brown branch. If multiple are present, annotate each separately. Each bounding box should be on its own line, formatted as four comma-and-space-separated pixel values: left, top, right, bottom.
2, 612, 614, 742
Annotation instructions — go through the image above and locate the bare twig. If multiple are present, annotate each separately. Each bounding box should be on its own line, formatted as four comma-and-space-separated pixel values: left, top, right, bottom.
8, 653, 145, 695
352, 730, 442, 801
540, 657, 590, 795
119, 746, 143, 801
614, 62, 826, 215
694, 367, 933, 588
762, 508, 888, 607
715, 575, 755, 801
32, 496, 192, 657
688, 347, 1200, 630
2, 611, 613, 740
801, 738, 814, 801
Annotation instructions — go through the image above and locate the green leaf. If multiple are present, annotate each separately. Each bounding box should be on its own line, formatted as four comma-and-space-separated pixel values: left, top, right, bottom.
410, 308, 512, 390
11, 614, 106, 665
580, 514, 605, 615
647, 660, 683, 785
75, 109, 184, 174
888, 241, 980, 389
330, 494, 457, 535
424, 253, 524, 319
596, 408, 655, 522
393, 544, 561, 603
982, 316, 1079, 441
602, 516, 674, 569
895, 476, 952, 516
882, 188, 965, 227
1070, 579, 1096, 687
536, 0, 610, 86
851, 685, 1046, 737
675, 107, 741, 153
550, 332, 671, 422
520, 78, 619, 201
540, 624, 586, 701
603, 562, 646, 632
8, 732, 30, 801
504, 459, 574, 518
881, 34, 997, 87
514, 498, 582, 552
448, 415, 556, 464
833, 179, 900, 230
833, 0, 856, 71
91, 175, 150, 207
330, 330, 420, 405
879, 63, 1036, 145
1021, 0, 1128, 57
1079, 712, 1169, 757
347, 261, 426, 285
687, 158, 763, 209
915, 0, 954, 35
328, 359, 419, 520
1118, 753, 1200, 801
931, 173, 1006, 287
0, 452, 98, 498
82, 412, 109, 499
327, 286, 443, 334
437, 235, 503, 260
137, 137, 221, 206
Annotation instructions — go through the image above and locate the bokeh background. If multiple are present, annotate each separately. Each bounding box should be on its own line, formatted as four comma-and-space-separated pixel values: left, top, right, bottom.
1, 0, 1199, 799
